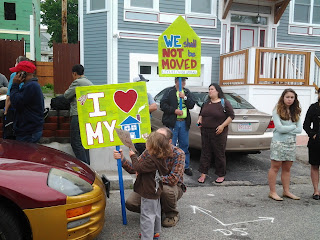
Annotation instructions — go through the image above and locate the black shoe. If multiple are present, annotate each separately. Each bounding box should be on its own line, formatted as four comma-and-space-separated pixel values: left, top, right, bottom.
184, 168, 193, 176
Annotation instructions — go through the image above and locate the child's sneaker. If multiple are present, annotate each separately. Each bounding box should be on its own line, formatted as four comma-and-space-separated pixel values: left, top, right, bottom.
139, 233, 160, 239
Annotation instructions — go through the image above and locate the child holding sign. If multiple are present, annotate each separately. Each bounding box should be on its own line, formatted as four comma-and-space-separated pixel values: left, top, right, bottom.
129, 132, 171, 239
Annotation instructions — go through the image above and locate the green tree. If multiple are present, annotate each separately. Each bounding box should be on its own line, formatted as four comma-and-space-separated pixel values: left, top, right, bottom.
41, 0, 78, 47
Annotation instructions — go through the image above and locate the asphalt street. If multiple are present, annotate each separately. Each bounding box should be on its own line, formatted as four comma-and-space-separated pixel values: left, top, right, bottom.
184, 146, 310, 187
96, 147, 320, 240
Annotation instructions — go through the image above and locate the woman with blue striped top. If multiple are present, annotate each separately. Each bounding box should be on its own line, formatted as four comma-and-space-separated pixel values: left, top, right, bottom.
268, 89, 302, 201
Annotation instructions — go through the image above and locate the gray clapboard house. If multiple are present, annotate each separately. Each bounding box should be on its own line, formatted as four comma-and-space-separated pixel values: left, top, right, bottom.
79, 0, 320, 116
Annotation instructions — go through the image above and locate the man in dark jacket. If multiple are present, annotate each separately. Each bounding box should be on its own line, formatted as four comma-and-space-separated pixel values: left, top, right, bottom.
160, 77, 196, 176
10, 61, 44, 143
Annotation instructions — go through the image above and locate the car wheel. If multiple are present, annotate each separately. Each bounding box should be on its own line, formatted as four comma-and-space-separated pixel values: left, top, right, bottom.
0, 205, 24, 240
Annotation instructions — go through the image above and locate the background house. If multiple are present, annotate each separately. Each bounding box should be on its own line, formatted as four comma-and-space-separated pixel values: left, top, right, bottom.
0, 0, 41, 61
40, 26, 53, 62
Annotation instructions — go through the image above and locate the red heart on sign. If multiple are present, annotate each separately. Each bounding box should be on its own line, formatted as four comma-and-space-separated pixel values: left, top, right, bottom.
114, 89, 138, 113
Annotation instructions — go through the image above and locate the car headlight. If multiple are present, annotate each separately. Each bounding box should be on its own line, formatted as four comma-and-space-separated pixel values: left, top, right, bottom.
47, 168, 93, 196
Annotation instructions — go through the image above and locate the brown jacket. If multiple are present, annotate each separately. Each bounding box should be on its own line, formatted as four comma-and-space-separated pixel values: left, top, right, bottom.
131, 154, 169, 199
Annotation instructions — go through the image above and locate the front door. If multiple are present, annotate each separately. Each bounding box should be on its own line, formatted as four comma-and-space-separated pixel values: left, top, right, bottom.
237, 26, 266, 50
239, 26, 258, 49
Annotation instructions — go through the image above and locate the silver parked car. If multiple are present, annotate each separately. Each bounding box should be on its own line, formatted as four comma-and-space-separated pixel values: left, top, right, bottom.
151, 87, 274, 153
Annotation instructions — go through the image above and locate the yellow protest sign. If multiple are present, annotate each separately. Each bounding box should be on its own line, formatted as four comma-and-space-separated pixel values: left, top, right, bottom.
76, 82, 151, 149
158, 16, 201, 77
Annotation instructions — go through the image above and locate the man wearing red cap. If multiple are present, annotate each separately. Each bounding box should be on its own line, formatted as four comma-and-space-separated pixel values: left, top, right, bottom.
9, 61, 44, 143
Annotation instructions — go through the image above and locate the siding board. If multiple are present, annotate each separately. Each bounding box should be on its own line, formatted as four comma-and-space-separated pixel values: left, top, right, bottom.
83, 0, 108, 85
277, 6, 320, 47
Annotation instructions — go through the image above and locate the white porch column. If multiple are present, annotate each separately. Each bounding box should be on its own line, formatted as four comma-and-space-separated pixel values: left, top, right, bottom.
79, 0, 84, 65
309, 52, 315, 86
247, 47, 257, 84
29, 15, 35, 61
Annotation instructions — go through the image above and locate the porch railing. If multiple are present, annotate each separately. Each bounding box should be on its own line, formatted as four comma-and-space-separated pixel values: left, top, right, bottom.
220, 47, 312, 87
220, 49, 248, 85
255, 49, 310, 85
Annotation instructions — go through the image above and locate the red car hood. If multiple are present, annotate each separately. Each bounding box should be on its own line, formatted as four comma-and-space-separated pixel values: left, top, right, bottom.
0, 140, 96, 209
0, 139, 95, 183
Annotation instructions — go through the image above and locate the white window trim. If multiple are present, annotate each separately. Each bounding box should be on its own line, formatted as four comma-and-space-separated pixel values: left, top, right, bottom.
185, 0, 217, 17
86, 0, 109, 14
124, 0, 160, 12
290, 0, 320, 26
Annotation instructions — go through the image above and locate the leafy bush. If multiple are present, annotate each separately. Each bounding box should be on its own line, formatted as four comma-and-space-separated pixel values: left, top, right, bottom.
41, 84, 54, 94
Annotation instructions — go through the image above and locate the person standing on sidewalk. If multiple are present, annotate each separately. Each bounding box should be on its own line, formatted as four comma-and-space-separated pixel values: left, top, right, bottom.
160, 77, 196, 176
3, 56, 30, 139
64, 64, 93, 165
197, 83, 234, 184
268, 88, 302, 201
303, 88, 320, 200
9, 61, 44, 143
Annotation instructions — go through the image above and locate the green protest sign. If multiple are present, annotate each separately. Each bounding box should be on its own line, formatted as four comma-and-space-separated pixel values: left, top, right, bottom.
158, 16, 201, 77
76, 82, 151, 149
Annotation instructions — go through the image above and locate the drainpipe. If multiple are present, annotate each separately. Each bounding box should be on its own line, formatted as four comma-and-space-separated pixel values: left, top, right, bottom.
309, 52, 315, 86
107, 0, 118, 84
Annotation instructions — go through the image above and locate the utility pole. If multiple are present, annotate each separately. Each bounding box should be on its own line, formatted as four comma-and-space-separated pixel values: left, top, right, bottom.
62, 0, 68, 43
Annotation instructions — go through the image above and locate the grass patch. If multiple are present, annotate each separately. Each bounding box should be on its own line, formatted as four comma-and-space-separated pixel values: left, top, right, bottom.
41, 84, 55, 97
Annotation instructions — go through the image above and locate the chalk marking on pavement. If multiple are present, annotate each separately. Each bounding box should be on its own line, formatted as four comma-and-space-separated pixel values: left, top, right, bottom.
191, 205, 225, 226
214, 228, 248, 236
191, 205, 274, 226
207, 193, 215, 196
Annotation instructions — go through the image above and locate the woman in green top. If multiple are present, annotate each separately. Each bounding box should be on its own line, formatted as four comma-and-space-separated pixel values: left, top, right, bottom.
268, 89, 302, 201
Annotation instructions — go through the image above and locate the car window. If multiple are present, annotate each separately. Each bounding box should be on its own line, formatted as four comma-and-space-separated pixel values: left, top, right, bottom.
193, 92, 255, 109
192, 92, 209, 107
225, 93, 254, 109
154, 88, 170, 103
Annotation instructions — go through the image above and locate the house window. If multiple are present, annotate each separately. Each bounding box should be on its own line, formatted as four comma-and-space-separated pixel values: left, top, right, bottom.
124, 0, 159, 11
140, 66, 151, 74
230, 27, 235, 52
131, 0, 153, 8
293, 0, 320, 25
4, 2, 16, 20
259, 30, 265, 47
231, 14, 267, 25
87, 0, 108, 13
186, 0, 217, 16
